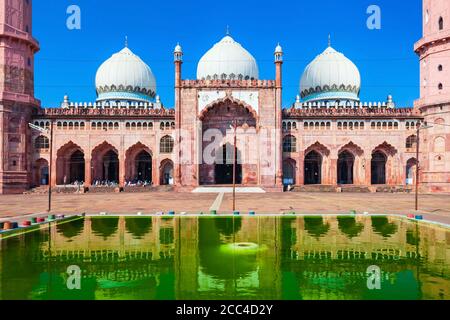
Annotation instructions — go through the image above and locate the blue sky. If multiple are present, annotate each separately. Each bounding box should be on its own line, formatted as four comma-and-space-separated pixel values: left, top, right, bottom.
33, 0, 422, 108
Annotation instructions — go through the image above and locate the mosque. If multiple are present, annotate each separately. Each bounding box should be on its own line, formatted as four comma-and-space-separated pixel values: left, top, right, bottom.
0, 0, 449, 194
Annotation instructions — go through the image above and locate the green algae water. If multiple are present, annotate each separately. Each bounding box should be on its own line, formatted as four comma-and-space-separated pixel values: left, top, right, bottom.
0, 216, 448, 300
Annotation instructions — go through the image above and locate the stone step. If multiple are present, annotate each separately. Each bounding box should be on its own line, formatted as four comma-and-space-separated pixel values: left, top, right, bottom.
291, 185, 338, 193
290, 185, 413, 193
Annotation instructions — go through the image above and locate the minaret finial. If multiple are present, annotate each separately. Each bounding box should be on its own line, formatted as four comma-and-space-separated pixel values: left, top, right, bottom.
328, 34, 331, 47
125, 36, 128, 48
226, 25, 230, 35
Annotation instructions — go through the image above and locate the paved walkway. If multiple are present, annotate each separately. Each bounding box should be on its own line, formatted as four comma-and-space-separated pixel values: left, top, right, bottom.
0, 192, 449, 225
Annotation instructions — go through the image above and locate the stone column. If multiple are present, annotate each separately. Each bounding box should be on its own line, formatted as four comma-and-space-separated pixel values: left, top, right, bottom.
364, 157, 371, 186
297, 151, 304, 185
153, 157, 159, 186
119, 155, 125, 187
50, 150, 57, 187
84, 157, 92, 186
330, 158, 338, 185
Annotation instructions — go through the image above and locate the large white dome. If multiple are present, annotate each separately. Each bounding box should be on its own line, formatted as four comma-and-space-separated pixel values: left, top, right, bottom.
197, 35, 259, 80
300, 46, 361, 102
95, 47, 156, 102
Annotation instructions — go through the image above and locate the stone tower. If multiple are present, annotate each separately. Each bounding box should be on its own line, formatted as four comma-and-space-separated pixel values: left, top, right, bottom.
0, 0, 40, 194
415, 0, 450, 192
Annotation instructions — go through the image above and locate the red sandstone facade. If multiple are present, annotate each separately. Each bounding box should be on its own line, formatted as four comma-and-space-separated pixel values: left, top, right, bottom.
0, 0, 449, 194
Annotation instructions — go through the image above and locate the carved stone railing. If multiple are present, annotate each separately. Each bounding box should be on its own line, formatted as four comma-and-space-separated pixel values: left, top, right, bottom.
181, 79, 276, 88
283, 107, 422, 119
37, 107, 175, 118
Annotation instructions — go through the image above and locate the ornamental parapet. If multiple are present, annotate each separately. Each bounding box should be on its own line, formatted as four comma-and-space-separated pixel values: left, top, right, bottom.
283, 106, 422, 119
180, 79, 275, 88
38, 107, 175, 118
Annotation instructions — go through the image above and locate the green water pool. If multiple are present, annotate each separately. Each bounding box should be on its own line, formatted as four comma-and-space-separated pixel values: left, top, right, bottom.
0, 216, 448, 300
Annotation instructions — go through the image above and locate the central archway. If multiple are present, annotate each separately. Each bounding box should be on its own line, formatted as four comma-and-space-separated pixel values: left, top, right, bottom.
338, 151, 355, 185
215, 144, 242, 185
305, 151, 322, 185
200, 97, 257, 185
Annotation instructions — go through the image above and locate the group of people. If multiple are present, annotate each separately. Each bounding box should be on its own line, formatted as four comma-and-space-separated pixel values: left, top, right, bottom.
125, 180, 153, 187
91, 180, 119, 187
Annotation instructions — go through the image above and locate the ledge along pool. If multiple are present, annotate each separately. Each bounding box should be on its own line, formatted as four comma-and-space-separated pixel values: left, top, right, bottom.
0, 216, 448, 300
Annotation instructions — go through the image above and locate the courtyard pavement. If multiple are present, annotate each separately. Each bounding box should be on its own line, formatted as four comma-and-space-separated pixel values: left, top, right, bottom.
0, 192, 449, 225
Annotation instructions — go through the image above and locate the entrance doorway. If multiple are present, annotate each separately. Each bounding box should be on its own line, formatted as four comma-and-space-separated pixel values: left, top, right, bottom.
305, 151, 322, 185
135, 151, 152, 183
215, 144, 242, 185
371, 151, 387, 185
338, 151, 354, 185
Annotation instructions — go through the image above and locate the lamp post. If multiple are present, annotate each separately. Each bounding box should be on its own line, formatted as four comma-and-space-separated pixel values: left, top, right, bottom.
230, 120, 238, 212
29, 121, 54, 212
415, 124, 433, 211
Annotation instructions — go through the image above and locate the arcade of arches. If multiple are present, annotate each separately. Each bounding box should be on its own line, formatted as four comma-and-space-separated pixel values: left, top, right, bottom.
51, 141, 174, 187
283, 141, 413, 187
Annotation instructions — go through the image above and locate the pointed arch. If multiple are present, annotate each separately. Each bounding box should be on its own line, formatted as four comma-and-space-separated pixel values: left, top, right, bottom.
91, 141, 120, 184
305, 141, 331, 157
406, 158, 417, 186
338, 141, 364, 157
56, 141, 85, 185
125, 142, 153, 183
34, 158, 49, 187
160, 159, 174, 185
283, 158, 296, 186
373, 141, 398, 157
91, 141, 119, 158
199, 95, 258, 121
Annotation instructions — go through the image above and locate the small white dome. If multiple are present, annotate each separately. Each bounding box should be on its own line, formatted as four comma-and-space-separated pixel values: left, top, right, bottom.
275, 43, 283, 54
174, 43, 182, 53
300, 46, 361, 102
197, 35, 258, 80
95, 47, 156, 102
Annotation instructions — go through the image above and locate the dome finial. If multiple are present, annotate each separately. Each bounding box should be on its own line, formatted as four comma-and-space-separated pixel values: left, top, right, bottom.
226, 25, 230, 36
328, 34, 331, 47
125, 35, 128, 48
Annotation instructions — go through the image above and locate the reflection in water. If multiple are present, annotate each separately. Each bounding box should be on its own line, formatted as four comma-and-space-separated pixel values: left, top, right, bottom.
304, 217, 330, 238
215, 217, 242, 237
125, 218, 152, 239
57, 218, 84, 239
338, 217, 364, 239
91, 218, 119, 239
0, 216, 448, 300
371, 217, 398, 238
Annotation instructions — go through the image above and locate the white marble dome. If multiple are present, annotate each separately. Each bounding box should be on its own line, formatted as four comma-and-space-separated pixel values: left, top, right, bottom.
95, 47, 156, 102
197, 35, 259, 80
300, 46, 361, 102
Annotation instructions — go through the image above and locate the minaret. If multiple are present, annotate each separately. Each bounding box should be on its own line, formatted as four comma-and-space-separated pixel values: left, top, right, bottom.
414, 0, 450, 193
274, 43, 283, 186
174, 43, 183, 185
0, 0, 40, 194
415, 0, 450, 105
